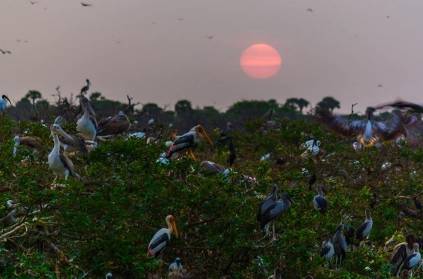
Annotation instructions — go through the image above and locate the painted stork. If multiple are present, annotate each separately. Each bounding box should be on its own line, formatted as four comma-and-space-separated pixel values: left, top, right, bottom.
48, 130, 80, 181
97, 111, 130, 137
319, 107, 404, 147
391, 234, 416, 276
13, 135, 43, 157
302, 138, 320, 157
401, 243, 421, 275
147, 215, 179, 257
356, 210, 373, 242
257, 187, 292, 241
313, 186, 327, 213
166, 125, 213, 160
76, 96, 97, 140
0, 95, 11, 114
320, 239, 335, 262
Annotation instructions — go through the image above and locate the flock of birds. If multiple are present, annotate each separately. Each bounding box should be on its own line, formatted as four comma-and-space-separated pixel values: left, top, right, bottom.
1, 82, 423, 278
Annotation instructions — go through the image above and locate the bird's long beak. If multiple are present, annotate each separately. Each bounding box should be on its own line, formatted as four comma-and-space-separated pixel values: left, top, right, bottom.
171, 220, 179, 238
3, 95, 12, 105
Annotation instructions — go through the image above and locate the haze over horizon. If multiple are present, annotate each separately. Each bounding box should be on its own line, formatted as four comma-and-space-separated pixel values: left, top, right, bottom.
2, 0, 423, 113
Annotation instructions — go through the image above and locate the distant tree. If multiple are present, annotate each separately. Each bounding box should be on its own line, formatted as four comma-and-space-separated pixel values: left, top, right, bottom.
175, 100, 193, 117
25, 90, 42, 107
141, 103, 162, 117
284, 98, 299, 111
296, 98, 310, 113
316, 96, 340, 113
90, 92, 103, 102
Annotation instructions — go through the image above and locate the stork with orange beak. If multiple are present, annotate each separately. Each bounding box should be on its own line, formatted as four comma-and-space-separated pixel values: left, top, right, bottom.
166, 125, 213, 160
147, 215, 179, 257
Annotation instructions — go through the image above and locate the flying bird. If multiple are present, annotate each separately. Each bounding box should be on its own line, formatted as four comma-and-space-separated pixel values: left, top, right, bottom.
81, 2, 92, 7
318, 107, 404, 147
306, 8, 313, 12
0, 49, 12, 55
207, 35, 214, 40
147, 215, 179, 257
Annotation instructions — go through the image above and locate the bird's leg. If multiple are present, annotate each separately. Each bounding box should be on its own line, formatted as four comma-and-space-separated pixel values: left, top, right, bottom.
271, 223, 277, 242
188, 149, 197, 160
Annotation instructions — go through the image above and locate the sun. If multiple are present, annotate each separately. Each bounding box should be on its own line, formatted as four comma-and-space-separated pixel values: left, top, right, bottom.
240, 44, 282, 79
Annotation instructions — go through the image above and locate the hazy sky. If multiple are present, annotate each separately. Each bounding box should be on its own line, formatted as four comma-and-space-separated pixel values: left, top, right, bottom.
1, 0, 423, 113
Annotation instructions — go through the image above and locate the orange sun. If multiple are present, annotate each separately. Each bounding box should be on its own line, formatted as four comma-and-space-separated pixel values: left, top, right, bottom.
240, 43, 282, 79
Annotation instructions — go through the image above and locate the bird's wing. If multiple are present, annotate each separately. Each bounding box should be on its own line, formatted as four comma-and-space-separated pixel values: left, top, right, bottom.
391, 244, 407, 264
97, 115, 130, 136
375, 100, 423, 113
59, 154, 79, 178
374, 112, 404, 140
173, 134, 195, 145
319, 112, 367, 136
148, 229, 170, 256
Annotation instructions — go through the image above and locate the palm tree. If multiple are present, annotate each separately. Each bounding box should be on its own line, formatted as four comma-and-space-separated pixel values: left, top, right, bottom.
296, 98, 310, 113
316, 96, 340, 113
25, 90, 42, 107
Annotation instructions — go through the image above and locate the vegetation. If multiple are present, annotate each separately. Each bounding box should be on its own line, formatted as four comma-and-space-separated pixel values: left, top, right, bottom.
0, 93, 422, 278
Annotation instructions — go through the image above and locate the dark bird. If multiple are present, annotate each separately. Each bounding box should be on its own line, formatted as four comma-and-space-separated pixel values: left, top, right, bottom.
207, 35, 214, 40
377, 84, 383, 88
332, 224, 348, 266
0, 49, 12, 55
306, 8, 313, 12
80, 79, 91, 95
97, 111, 130, 137
147, 215, 179, 257
318, 107, 404, 147
356, 210, 373, 242
257, 187, 292, 241
308, 173, 316, 190
81, 2, 92, 7
375, 100, 423, 114
390, 234, 416, 276
29, 1, 37, 4
313, 186, 327, 213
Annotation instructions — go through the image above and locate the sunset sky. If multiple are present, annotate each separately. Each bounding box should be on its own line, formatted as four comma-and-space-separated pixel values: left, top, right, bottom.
1, 0, 423, 113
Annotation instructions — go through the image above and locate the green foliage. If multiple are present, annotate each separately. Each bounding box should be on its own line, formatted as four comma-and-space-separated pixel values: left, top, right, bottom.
0, 115, 422, 278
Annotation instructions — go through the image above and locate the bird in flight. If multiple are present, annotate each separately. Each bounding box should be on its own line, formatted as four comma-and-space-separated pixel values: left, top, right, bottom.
207, 35, 214, 40
0, 49, 12, 55
81, 2, 92, 7
29, 1, 37, 5
306, 8, 313, 13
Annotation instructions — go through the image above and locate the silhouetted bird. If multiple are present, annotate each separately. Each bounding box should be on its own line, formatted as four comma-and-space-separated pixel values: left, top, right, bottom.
80, 79, 91, 95
81, 2, 92, 7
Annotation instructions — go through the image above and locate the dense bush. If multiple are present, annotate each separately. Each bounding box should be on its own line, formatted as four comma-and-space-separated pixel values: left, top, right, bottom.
0, 116, 422, 278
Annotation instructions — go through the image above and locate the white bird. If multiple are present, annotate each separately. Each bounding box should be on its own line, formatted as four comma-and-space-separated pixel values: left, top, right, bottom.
147, 215, 179, 257
169, 257, 183, 273
76, 97, 97, 140
48, 131, 80, 181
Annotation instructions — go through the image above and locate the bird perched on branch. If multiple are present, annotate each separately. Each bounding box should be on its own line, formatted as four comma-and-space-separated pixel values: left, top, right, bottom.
48, 127, 80, 181
13, 135, 43, 157
166, 125, 213, 160
50, 118, 93, 155
147, 215, 179, 257
97, 111, 130, 137
77, 96, 97, 140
